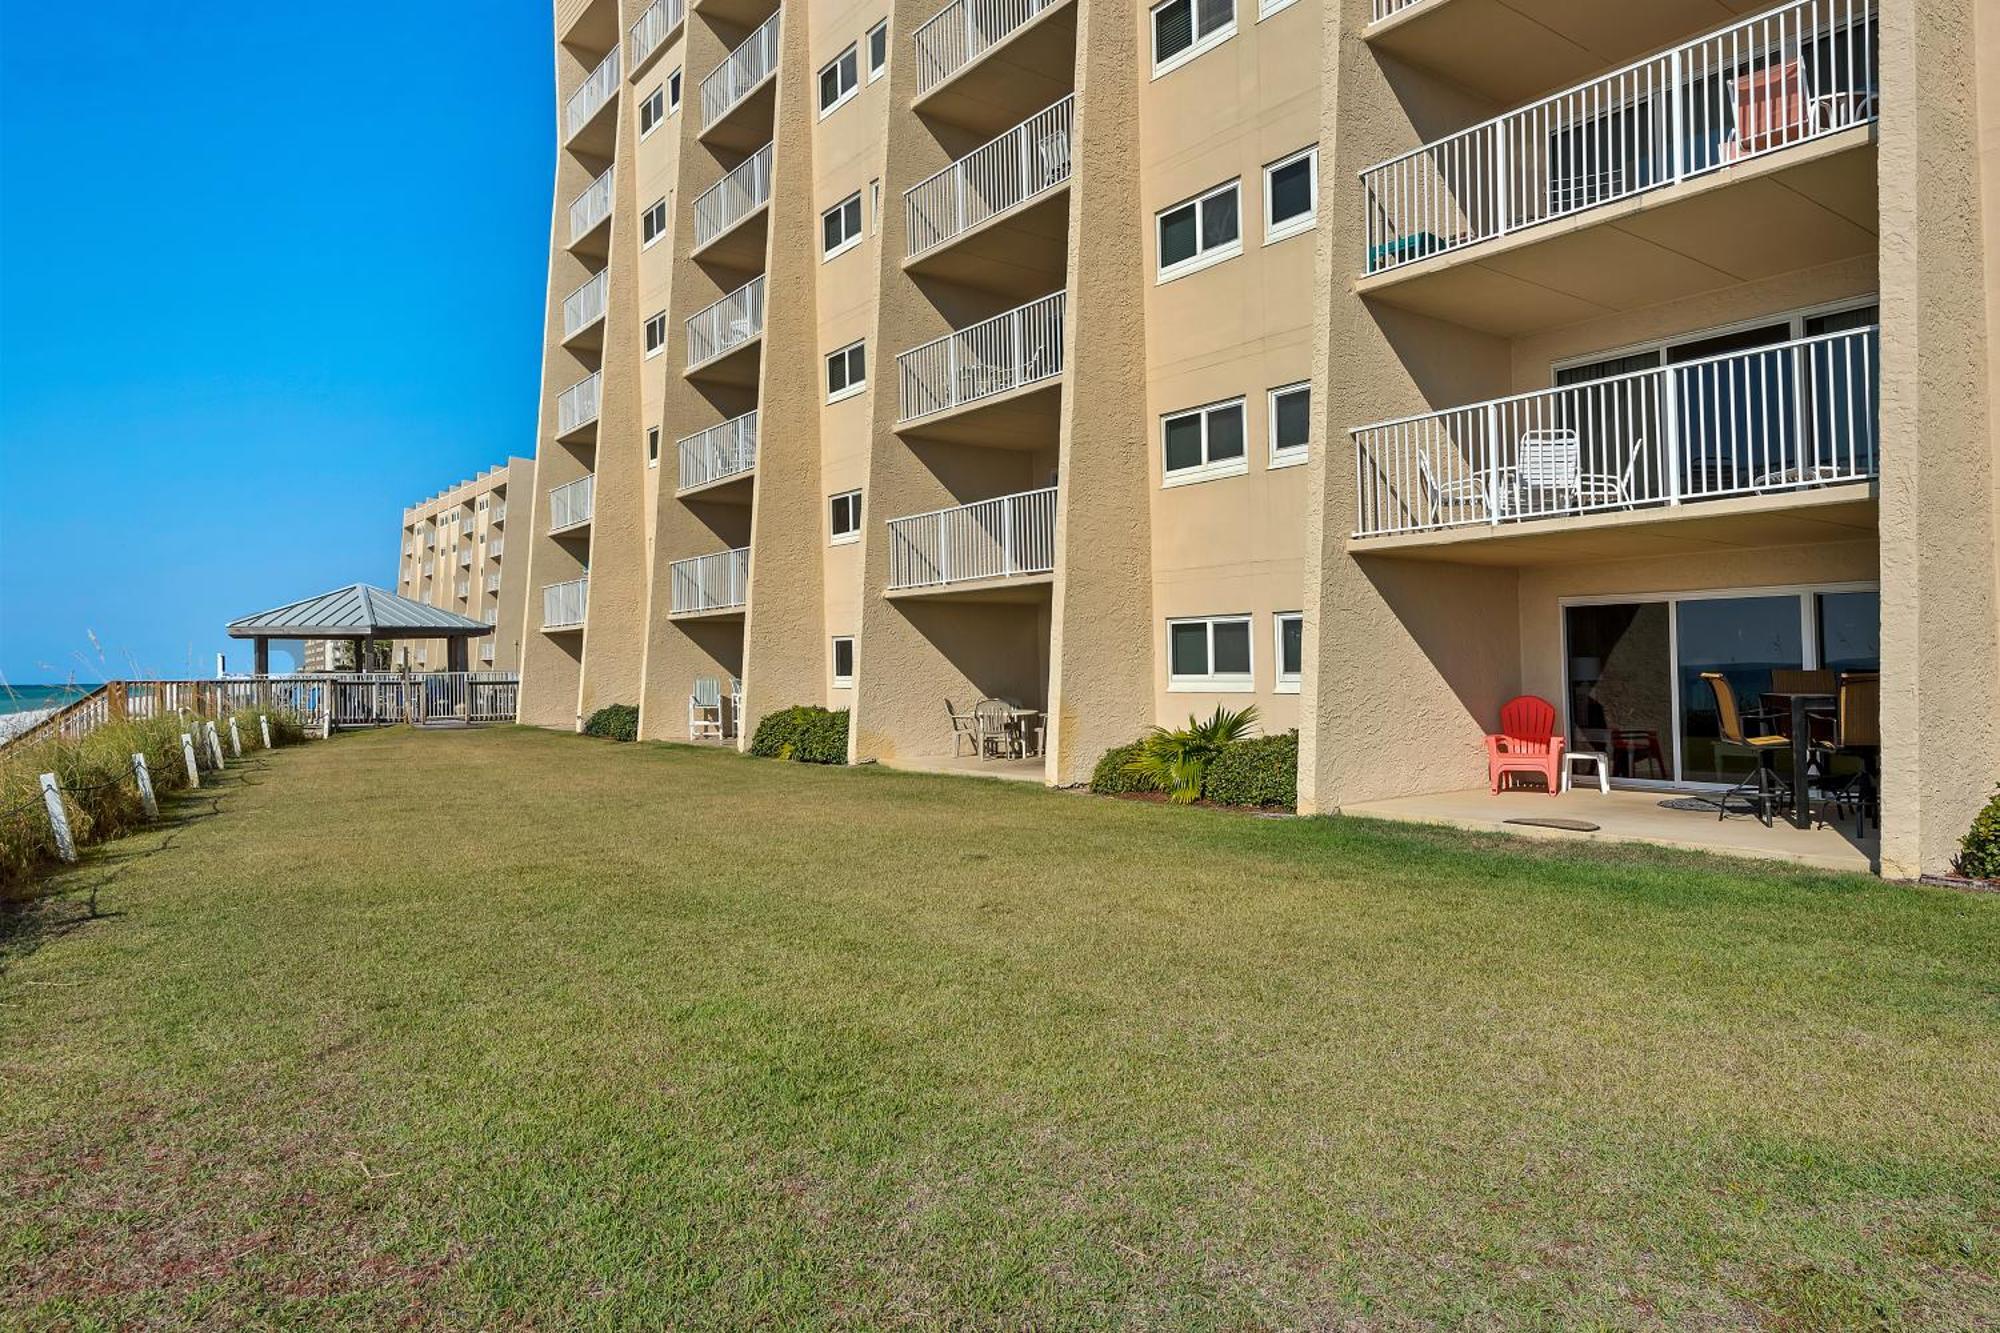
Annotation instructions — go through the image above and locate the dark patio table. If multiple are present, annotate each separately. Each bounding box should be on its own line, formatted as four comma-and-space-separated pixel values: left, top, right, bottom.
1760, 691, 1836, 829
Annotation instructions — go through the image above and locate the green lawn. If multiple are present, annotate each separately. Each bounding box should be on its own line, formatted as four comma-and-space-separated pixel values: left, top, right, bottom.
3, 727, 1996, 1329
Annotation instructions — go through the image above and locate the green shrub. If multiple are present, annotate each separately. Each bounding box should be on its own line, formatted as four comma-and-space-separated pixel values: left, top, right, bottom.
749, 706, 849, 764
1203, 731, 1299, 809
583, 704, 640, 742
1126, 705, 1260, 804
1957, 785, 2000, 880
1089, 740, 1156, 795
2, 714, 201, 897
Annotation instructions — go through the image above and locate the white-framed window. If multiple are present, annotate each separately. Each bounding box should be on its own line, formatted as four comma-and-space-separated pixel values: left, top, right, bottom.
644, 310, 667, 357
867, 21, 888, 80
647, 426, 661, 468
869, 179, 882, 234
822, 191, 863, 259
1168, 615, 1253, 692
1162, 396, 1247, 485
819, 44, 859, 116
826, 340, 866, 402
1263, 145, 1317, 244
1151, 0, 1235, 76
831, 635, 856, 687
1258, 0, 1298, 19
1267, 381, 1310, 467
1274, 612, 1302, 692
828, 489, 862, 544
1156, 179, 1241, 281
668, 68, 683, 113
639, 85, 666, 137
642, 196, 668, 247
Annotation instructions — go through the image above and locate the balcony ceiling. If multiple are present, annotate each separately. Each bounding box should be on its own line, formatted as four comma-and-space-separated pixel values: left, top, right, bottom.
904, 187, 1070, 300
1351, 483, 1878, 567
700, 77, 777, 154
885, 571, 1054, 604
915, 2, 1077, 138
1357, 130, 1876, 337
1368, 0, 1775, 106
898, 379, 1062, 449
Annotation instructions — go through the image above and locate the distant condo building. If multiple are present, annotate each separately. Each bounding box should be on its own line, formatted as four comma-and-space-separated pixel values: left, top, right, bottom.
396, 460, 535, 673
513, 0, 1999, 878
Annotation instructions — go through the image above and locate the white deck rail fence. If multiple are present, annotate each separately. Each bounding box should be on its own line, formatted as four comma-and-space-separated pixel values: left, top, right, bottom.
677, 411, 759, 490
628, 0, 685, 69
898, 290, 1065, 422
686, 275, 766, 367
670, 548, 751, 614
1351, 325, 1880, 538
543, 575, 589, 630
563, 269, 608, 339
549, 474, 596, 532
888, 487, 1058, 590
1361, 0, 1878, 274
906, 96, 1074, 257
565, 49, 620, 141
557, 371, 602, 434
569, 167, 615, 245
702, 11, 781, 130
913, 0, 1063, 96
694, 143, 775, 248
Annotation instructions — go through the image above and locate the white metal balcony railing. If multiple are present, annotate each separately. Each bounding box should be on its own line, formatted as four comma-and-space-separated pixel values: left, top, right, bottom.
677, 411, 759, 490
1369, 0, 1421, 21
565, 48, 620, 142
906, 96, 1073, 257
459, 547, 474, 567
569, 167, 615, 245
543, 576, 589, 630
694, 143, 774, 249
549, 474, 596, 532
686, 276, 766, 368
1361, 0, 1879, 274
482, 643, 497, 663
563, 269, 608, 339
485, 573, 502, 593
888, 487, 1057, 591
897, 290, 1064, 422
557, 371, 602, 433
1351, 325, 1880, 539
670, 548, 751, 615
701, 11, 781, 131
628, 0, 685, 70
493, 502, 507, 523
913, 0, 1063, 97
456, 578, 471, 599
422, 560, 436, 576
489, 536, 505, 559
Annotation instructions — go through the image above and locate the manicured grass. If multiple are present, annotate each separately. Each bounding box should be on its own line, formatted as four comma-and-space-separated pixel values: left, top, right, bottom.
3, 727, 1996, 1328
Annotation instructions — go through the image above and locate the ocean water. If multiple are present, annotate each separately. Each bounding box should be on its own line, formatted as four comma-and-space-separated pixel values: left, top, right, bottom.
0, 684, 92, 717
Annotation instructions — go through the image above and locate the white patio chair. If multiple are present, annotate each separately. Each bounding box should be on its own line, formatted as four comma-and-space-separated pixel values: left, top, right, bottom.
973, 698, 1016, 760
689, 677, 724, 740
1514, 429, 1582, 508
946, 699, 980, 757
1035, 129, 1072, 191
729, 677, 744, 739
1576, 436, 1647, 508
1416, 451, 1500, 526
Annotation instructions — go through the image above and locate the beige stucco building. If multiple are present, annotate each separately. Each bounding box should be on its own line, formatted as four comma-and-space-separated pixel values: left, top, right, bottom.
521, 0, 1999, 877
394, 460, 534, 673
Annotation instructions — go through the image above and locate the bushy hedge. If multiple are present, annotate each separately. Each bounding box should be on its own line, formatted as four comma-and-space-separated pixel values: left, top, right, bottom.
1203, 731, 1299, 809
1957, 784, 2000, 880
583, 704, 640, 742
1088, 740, 1156, 796
749, 706, 849, 764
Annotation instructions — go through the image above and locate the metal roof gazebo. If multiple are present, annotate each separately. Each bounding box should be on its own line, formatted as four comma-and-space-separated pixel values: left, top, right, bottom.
226, 583, 493, 675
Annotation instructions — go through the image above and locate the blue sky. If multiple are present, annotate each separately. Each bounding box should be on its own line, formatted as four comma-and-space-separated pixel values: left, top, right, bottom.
0, 2, 553, 681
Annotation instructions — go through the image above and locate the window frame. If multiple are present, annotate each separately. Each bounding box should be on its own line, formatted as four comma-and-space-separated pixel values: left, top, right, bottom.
647, 426, 661, 468
667, 68, 683, 113
826, 340, 867, 403
1155, 179, 1242, 282
822, 190, 864, 260
643, 310, 667, 358
831, 635, 856, 688
1257, 0, 1299, 19
1262, 145, 1317, 244
818, 44, 860, 117
639, 85, 666, 137
1161, 395, 1249, 487
1151, 0, 1236, 78
1274, 612, 1303, 693
866, 21, 888, 81
1166, 614, 1255, 693
641, 196, 668, 248
1267, 381, 1310, 468
828, 489, 863, 545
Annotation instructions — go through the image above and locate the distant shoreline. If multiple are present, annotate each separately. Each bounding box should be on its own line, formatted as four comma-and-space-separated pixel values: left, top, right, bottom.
0, 707, 58, 742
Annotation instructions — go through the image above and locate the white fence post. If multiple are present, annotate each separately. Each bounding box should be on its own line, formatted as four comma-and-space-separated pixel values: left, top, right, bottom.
39, 773, 77, 863
227, 717, 243, 757
180, 732, 201, 786
260, 715, 273, 749
132, 752, 159, 819
205, 721, 225, 769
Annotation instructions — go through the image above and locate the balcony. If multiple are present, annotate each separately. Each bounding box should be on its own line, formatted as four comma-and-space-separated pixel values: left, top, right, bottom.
543, 576, 589, 631
669, 547, 750, 617
557, 371, 602, 437
481, 642, 497, 664
692, 142, 773, 265
562, 269, 608, 345
1359, 0, 1878, 334
896, 290, 1064, 439
627, 0, 685, 73
700, 11, 780, 151
459, 547, 474, 568
905, 96, 1072, 292
685, 275, 765, 382
1350, 325, 1880, 556
887, 487, 1057, 595
456, 578, 471, 599
489, 536, 505, 560
565, 48, 620, 155
493, 501, 507, 523
422, 560, 436, 577
569, 167, 615, 252
485, 573, 502, 594
912, 0, 1076, 135
549, 474, 596, 534
676, 411, 758, 496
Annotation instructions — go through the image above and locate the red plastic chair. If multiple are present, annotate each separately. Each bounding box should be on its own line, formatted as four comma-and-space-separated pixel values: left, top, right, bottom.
1486, 695, 1565, 796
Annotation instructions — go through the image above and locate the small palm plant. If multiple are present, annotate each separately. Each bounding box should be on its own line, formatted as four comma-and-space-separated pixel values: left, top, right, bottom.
1124, 704, 1259, 804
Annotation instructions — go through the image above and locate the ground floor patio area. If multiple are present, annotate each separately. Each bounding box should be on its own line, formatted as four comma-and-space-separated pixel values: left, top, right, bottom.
880, 751, 1048, 782
1344, 784, 1877, 874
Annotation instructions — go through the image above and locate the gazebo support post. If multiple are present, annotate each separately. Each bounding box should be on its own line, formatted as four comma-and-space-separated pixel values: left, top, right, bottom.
253, 637, 270, 677
448, 638, 468, 673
